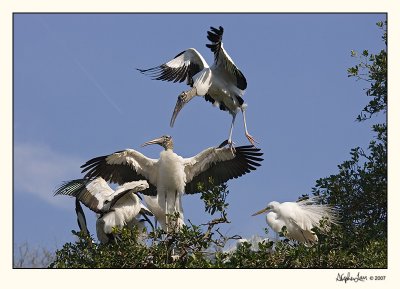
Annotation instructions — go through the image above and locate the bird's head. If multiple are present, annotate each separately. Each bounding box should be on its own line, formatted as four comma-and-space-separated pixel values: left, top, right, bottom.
251, 201, 280, 216
141, 135, 173, 150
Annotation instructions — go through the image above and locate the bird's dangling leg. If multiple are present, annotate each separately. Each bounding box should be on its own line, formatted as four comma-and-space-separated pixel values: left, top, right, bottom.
170, 87, 197, 127
227, 114, 237, 155
241, 107, 258, 147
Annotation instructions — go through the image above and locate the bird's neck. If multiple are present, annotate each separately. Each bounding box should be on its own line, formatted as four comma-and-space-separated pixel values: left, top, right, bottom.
164, 143, 173, 150
160, 149, 175, 158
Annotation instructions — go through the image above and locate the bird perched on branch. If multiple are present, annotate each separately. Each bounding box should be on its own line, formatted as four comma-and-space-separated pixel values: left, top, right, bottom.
54, 178, 153, 244
138, 26, 256, 150
252, 197, 339, 246
80, 135, 263, 232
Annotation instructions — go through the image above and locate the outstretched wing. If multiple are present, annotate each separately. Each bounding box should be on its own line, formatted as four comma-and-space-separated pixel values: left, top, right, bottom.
55, 178, 150, 213
54, 178, 114, 213
80, 149, 158, 196
183, 145, 263, 194
206, 26, 247, 90
137, 48, 208, 86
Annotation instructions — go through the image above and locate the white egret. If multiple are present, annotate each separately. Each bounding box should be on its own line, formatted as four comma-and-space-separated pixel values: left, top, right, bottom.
138, 26, 256, 149
252, 197, 339, 246
80, 136, 263, 232
54, 177, 153, 244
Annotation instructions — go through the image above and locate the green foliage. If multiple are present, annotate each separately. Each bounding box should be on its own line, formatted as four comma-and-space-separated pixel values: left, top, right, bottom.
50, 185, 242, 268
49, 20, 387, 269
347, 21, 387, 122
313, 124, 387, 244
199, 178, 229, 215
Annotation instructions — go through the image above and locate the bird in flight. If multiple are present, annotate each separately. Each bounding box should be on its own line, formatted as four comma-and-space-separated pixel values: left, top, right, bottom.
138, 26, 256, 150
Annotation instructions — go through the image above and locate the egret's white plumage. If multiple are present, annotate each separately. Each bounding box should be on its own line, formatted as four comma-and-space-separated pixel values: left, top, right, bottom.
54, 177, 152, 244
252, 197, 339, 246
81, 136, 263, 231
138, 26, 256, 147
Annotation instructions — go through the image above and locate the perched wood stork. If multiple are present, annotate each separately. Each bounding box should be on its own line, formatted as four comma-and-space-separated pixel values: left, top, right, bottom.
138, 26, 256, 149
80, 135, 263, 231
252, 197, 339, 246
54, 178, 153, 244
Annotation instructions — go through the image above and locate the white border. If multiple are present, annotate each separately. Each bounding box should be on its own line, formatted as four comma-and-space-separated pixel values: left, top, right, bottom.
1, 1, 398, 289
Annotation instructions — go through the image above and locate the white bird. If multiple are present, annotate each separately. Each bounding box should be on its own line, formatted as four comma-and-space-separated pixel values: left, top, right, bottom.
138, 26, 256, 149
54, 177, 153, 244
80, 135, 263, 232
252, 197, 339, 246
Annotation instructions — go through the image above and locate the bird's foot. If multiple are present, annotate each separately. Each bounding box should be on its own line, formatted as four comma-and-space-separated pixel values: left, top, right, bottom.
245, 132, 258, 147
227, 140, 236, 155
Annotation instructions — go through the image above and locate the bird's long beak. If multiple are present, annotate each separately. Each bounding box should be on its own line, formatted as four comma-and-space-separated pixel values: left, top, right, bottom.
141, 137, 164, 147
170, 93, 187, 127
251, 206, 270, 216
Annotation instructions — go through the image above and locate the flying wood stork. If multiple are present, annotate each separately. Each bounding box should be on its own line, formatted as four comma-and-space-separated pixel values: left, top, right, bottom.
80, 135, 263, 231
138, 26, 256, 149
54, 178, 153, 244
252, 197, 339, 246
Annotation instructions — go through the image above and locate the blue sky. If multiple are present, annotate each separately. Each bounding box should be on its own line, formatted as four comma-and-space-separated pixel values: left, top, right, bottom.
13, 13, 386, 252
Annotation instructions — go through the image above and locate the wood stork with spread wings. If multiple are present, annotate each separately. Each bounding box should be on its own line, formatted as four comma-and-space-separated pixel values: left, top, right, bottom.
80, 135, 263, 231
252, 197, 339, 246
138, 26, 255, 150
54, 178, 153, 244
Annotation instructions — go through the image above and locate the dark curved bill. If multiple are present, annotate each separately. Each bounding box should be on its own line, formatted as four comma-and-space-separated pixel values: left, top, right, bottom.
141, 136, 164, 147
170, 96, 187, 127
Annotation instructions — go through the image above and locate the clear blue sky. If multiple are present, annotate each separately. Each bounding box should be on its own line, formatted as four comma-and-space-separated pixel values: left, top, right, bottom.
14, 13, 386, 252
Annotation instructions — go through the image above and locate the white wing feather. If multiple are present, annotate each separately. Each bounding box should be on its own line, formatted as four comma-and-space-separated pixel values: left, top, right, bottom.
84, 178, 149, 213
166, 48, 208, 70
106, 149, 159, 186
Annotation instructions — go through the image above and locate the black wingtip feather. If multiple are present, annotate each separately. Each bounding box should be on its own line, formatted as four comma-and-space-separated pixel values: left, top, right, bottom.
54, 179, 90, 197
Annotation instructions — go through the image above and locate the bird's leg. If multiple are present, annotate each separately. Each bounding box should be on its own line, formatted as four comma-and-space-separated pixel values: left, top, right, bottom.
241, 108, 258, 146
165, 191, 169, 233
170, 87, 197, 127
227, 114, 237, 155
174, 190, 180, 221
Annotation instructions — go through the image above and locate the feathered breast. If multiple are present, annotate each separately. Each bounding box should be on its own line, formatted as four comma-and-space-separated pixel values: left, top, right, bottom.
157, 150, 187, 193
